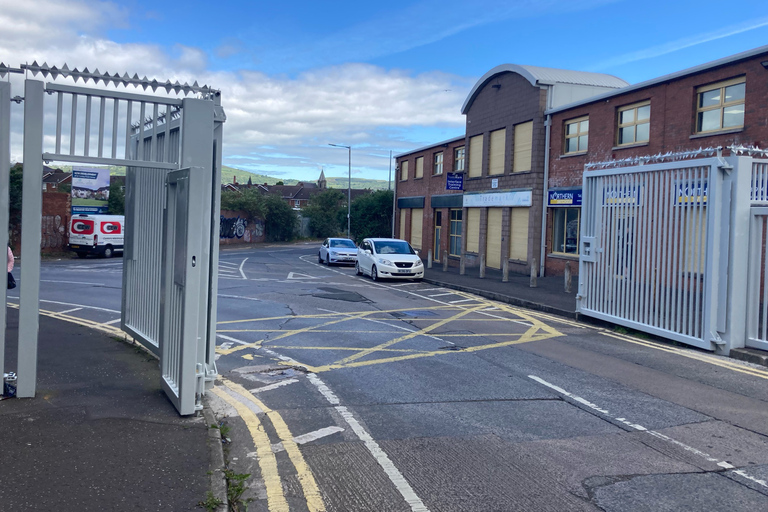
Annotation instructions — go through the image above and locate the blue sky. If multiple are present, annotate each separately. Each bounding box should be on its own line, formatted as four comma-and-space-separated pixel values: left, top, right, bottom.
3, 0, 768, 182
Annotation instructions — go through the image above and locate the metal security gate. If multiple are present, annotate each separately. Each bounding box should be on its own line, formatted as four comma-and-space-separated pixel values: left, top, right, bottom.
746, 159, 768, 351
578, 158, 728, 351
2, 63, 223, 415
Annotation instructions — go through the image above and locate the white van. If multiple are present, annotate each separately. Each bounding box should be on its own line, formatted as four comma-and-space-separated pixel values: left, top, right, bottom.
68, 214, 125, 258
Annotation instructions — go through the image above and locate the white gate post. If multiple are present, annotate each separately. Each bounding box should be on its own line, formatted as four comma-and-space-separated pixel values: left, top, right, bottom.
719, 156, 752, 354
0, 82, 11, 378
179, 98, 216, 402
17, 80, 44, 397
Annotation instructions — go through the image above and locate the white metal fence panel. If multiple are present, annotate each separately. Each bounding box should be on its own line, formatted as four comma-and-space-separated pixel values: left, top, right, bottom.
161, 167, 205, 415
579, 160, 722, 350
747, 207, 768, 351
0, 81, 11, 383
750, 159, 768, 203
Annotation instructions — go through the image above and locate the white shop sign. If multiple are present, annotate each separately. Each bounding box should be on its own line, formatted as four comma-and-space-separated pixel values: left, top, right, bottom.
463, 190, 532, 207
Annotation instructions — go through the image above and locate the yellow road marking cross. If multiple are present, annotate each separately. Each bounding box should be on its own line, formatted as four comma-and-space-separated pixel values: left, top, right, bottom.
216, 299, 564, 373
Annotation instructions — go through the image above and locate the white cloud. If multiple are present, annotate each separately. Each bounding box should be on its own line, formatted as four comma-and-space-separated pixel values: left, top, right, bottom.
1, 0, 471, 180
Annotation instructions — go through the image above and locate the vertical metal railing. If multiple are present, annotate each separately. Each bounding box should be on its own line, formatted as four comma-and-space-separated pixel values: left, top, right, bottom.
579, 160, 718, 350
746, 209, 768, 350
0, 82, 11, 382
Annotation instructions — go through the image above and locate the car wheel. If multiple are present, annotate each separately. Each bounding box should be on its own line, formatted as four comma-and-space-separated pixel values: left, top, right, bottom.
355, 262, 362, 276
103, 246, 113, 258
76, 252, 87, 259
371, 265, 379, 281
318, 252, 323, 264
326, 256, 331, 266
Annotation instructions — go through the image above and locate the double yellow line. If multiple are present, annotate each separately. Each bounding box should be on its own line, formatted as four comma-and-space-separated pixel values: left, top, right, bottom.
210, 378, 325, 512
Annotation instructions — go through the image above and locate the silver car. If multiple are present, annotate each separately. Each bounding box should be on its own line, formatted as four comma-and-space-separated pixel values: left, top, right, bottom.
355, 238, 424, 281
318, 238, 358, 266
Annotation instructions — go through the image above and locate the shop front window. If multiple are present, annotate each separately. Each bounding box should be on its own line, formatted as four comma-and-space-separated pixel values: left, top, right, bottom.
552, 208, 580, 255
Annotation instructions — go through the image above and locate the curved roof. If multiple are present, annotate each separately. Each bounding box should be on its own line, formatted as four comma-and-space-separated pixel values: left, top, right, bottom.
461, 64, 628, 114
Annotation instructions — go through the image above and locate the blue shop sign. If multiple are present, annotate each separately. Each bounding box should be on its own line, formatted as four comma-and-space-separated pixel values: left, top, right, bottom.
548, 189, 582, 207
446, 173, 464, 191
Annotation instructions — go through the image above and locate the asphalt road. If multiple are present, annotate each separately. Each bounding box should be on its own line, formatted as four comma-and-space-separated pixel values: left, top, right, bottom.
25, 244, 768, 511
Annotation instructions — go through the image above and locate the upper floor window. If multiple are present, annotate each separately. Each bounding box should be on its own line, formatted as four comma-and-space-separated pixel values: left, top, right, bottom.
415, 156, 424, 179
564, 116, 589, 154
617, 102, 650, 146
454, 146, 465, 172
433, 152, 443, 175
400, 160, 409, 181
696, 77, 745, 134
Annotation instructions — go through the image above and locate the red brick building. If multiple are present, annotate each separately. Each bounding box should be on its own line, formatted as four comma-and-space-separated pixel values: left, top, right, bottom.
396, 65, 627, 274
544, 45, 768, 276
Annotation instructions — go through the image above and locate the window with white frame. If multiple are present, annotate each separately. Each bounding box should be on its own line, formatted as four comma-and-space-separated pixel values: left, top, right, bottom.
696, 77, 745, 134
552, 208, 580, 255
454, 146, 465, 172
564, 116, 589, 154
449, 209, 462, 256
433, 152, 443, 175
617, 102, 650, 146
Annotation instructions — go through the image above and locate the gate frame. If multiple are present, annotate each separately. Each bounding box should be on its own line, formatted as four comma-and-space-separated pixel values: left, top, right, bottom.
9, 68, 222, 414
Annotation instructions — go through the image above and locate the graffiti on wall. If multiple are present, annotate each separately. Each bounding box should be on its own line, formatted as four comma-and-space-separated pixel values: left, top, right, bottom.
41, 215, 66, 250
220, 214, 265, 243
221, 216, 247, 239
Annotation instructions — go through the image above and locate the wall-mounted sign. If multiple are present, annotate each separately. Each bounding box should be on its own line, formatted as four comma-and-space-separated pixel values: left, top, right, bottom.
72, 167, 111, 214
491, 178, 498, 189
674, 181, 707, 205
446, 173, 464, 191
548, 188, 582, 207
463, 190, 532, 208
603, 185, 642, 206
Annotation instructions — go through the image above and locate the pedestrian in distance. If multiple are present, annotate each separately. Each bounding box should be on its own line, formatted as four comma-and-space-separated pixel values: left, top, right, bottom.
7, 245, 16, 289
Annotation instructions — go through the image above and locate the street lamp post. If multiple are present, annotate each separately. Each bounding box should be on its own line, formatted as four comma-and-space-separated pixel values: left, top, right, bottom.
328, 143, 351, 239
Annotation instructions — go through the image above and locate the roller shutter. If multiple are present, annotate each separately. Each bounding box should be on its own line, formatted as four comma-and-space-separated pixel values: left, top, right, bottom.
488, 129, 506, 176
513, 121, 533, 173
399, 210, 407, 239
466, 208, 480, 253
400, 160, 409, 181
468, 135, 483, 178
410, 208, 423, 249
415, 157, 424, 179
486, 208, 502, 269
509, 207, 529, 261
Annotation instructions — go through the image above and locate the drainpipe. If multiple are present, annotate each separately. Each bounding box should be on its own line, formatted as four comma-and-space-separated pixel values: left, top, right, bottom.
539, 103, 552, 278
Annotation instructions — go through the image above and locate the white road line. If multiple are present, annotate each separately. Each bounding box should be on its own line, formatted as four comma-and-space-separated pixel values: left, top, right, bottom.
218, 294, 262, 302
272, 426, 346, 452
528, 375, 767, 489
38, 299, 120, 314
306, 372, 430, 512
427, 293, 455, 297
390, 283, 419, 287
56, 307, 83, 315
316, 308, 451, 345
238, 258, 249, 279
449, 298, 475, 304
218, 334, 250, 345
219, 261, 239, 267
41, 279, 103, 286
102, 318, 121, 325
249, 378, 299, 393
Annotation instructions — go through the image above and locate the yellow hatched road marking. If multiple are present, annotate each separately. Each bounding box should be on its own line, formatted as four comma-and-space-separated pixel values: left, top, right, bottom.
220, 378, 326, 512
216, 304, 461, 325
210, 386, 290, 512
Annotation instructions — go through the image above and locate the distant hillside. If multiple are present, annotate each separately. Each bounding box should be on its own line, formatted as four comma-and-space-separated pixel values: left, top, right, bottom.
45, 164, 393, 191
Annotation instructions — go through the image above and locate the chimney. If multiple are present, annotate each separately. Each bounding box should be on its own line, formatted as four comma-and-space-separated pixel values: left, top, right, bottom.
234, 175, 237, 185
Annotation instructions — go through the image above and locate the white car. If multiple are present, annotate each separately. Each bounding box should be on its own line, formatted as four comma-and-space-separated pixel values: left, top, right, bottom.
356, 238, 424, 282
318, 237, 358, 266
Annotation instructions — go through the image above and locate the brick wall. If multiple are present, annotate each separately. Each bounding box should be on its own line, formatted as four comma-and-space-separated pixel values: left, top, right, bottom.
40, 191, 70, 254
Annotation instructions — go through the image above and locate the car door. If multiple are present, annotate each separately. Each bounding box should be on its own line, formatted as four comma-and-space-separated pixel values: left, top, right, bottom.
360, 240, 373, 274
321, 239, 329, 260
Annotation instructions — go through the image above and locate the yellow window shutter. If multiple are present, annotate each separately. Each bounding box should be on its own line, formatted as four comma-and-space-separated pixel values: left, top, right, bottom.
466, 208, 480, 253
400, 160, 409, 181
410, 208, 423, 249
469, 135, 483, 178
513, 121, 533, 173
399, 210, 407, 239
488, 129, 506, 176
415, 157, 424, 179
485, 208, 502, 269
509, 207, 529, 261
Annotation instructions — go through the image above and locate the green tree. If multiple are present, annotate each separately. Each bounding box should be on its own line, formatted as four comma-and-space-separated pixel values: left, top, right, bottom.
9, 164, 23, 247
264, 194, 297, 242
220, 188, 266, 220
303, 189, 345, 239
350, 190, 393, 242
107, 182, 125, 215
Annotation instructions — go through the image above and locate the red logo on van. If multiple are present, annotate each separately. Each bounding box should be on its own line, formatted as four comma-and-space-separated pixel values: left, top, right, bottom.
100, 222, 122, 234
71, 220, 94, 234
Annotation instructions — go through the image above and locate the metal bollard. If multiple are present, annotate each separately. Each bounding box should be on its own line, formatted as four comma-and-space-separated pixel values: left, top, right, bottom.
427, 249, 433, 269
564, 261, 572, 293
443, 253, 448, 272
479, 254, 486, 279
530, 258, 538, 288
460, 256, 466, 275
502, 259, 509, 282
